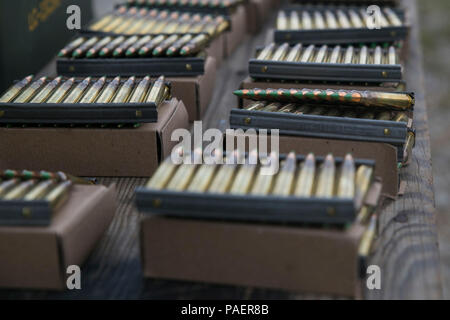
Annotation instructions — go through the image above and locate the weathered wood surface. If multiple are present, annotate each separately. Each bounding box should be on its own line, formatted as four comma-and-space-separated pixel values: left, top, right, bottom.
0, 0, 442, 300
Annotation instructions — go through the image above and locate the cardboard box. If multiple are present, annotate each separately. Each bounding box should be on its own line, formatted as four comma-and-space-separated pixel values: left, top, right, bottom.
205, 34, 226, 67
141, 217, 365, 297
140, 176, 382, 298
168, 57, 217, 122
224, 5, 248, 57
245, 0, 272, 34
0, 184, 116, 290
0, 98, 189, 177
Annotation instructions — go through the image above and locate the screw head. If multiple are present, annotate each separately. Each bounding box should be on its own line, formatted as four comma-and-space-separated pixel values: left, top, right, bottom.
22, 207, 32, 218
136, 110, 142, 118
152, 198, 162, 208
186, 64, 192, 71
244, 117, 251, 124
261, 66, 268, 73
326, 207, 336, 216
384, 128, 391, 135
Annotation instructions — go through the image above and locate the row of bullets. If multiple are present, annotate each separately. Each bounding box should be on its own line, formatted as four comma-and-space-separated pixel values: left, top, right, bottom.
146, 150, 374, 204
0, 177, 72, 209
234, 88, 414, 110
255, 42, 399, 65
276, 7, 403, 31
58, 33, 210, 59
89, 6, 229, 36
242, 100, 410, 121
0, 75, 169, 105
127, 0, 243, 9
1, 169, 91, 185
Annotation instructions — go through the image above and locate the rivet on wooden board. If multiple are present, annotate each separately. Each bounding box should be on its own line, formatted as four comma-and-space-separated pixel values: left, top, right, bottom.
382, 71, 388, 78
261, 66, 268, 73
244, 117, 251, 124
0, 110, 4, 117
22, 207, 32, 218
186, 64, 192, 71
136, 110, 142, 118
152, 198, 162, 208
69, 66, 75, 72
384, 128, 391, 136
326, 207, 336, 216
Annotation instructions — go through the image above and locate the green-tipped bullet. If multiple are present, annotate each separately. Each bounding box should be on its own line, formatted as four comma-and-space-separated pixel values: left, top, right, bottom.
294, 153, 315, 197
180, 34, 209, 56
125, 35, 152, 57
99, 36, 126, 57
113, 36, 139, 57
128, 76, 151, 103
272, 152, 297, 196
72, 37, 99, 58
58, 37, 85, 57
79, 77, 107, 103
0, 75, 34, 103
95, 76, 121, 103
111, 76, 135, 103
30, 76, 63, 103
46, 78, 75, 103
13, 76, 47, 103
315, 154, 335, 198
86, 36, 113, 58
337, 154, 355, 199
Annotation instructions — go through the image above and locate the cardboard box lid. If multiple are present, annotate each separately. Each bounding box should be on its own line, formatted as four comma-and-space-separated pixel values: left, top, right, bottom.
0, 98, 189, 176
0, 184, 116, 290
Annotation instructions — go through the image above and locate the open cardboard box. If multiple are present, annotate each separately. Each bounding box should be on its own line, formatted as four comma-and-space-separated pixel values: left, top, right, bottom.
168, 57, 217, 122
0, 184, 116, 290
140, 180, 382, 298
0, 98, 189, 177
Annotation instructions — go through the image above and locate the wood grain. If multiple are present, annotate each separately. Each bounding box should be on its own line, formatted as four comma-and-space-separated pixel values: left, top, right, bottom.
0, 0, 441, 299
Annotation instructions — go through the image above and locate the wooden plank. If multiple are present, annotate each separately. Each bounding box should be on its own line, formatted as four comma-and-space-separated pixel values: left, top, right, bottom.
365, 0, 442, 299
0, 0, 441, 299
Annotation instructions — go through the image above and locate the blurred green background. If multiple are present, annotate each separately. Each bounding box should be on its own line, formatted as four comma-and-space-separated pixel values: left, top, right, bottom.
418, 0, 450, 298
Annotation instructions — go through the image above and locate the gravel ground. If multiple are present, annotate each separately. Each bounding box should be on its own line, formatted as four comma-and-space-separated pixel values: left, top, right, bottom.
418, 0, 450, 299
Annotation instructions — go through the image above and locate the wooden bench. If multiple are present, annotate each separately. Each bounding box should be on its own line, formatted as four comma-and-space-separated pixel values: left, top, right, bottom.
0, 0, 441, 299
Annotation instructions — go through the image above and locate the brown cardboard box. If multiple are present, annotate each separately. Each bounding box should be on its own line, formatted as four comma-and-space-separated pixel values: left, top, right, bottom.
205, 34, 226, 67
168, 57, 217, 122
0, 184, 116, 290
245, 0, 272, 34
224, 5, 248, 57
225, 133, 399, 198
0, 98, 189, 177
141, 217, 365, 297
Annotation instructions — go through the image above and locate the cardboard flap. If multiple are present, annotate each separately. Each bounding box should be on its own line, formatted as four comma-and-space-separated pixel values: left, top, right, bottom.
53, 184, 116, 267
158, 99, 189, 160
